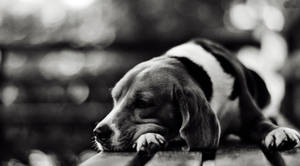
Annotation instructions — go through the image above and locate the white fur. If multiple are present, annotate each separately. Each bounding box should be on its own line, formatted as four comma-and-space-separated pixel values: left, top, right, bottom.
95, 99, 124, 146
166, 42, 235, 113
96, 141, 104, 151
135, 133, 165, 151
264, 127, 300, 148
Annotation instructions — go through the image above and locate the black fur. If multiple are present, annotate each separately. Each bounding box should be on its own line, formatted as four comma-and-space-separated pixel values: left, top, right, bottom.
193, 39, 239, 100
192, 38, 270, 109
245, 69, 271, 109
173, 57, 213, 101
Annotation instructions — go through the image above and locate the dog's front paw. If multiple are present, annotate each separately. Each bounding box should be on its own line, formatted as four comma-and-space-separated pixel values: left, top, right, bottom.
264, 127, 300, 151
133, 133, 166, 152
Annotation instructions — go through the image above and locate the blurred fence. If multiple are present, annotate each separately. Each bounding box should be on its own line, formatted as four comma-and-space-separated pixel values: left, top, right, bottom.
0, 46, 160, 165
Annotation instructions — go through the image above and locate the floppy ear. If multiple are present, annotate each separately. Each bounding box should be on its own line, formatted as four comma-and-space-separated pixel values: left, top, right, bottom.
174, 84, 221, 151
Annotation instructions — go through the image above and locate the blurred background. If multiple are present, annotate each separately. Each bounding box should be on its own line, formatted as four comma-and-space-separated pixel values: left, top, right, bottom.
1, 0, 300, 165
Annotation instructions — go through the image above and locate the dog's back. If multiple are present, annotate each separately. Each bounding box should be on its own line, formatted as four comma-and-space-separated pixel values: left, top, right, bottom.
164, 39, 271, 134
165, 39, 270, 111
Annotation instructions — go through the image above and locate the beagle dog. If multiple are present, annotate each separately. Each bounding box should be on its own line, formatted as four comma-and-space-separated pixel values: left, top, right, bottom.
93, 39, 300, 152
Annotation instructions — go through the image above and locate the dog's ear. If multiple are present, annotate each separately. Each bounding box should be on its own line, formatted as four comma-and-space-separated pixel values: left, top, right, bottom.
174, 84, 220, 151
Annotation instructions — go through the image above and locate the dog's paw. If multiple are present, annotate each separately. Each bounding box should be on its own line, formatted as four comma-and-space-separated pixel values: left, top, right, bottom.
133, 133, 166, 152
264, 127, 300, 151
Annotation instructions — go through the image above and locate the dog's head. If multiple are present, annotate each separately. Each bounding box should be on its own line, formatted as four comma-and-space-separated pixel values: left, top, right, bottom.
94, 57, 220, 151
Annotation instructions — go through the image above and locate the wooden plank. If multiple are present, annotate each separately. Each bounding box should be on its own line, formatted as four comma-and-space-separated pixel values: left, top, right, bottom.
213, 147, 300, 166
211, 138, 300, 166
213, 146, 272, 166
79, 151, 202, 166
79, 152, 136, 166
78, 147, 300, 166
146, 151, 202, 166
281, 148, 300, 166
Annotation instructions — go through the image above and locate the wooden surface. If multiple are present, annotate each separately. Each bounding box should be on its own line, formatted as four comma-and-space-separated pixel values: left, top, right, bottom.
79, 153, 135, 166
214, 146, 275, 166
80, 151, 203, 166
79, 145, 300, 166
146, 151, 202, 166
281, 148, 300, 166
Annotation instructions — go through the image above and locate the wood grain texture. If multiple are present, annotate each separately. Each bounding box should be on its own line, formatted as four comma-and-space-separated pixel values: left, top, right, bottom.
146, 151, 202, 166
80, 147, 300, 166
281, 148, 300, 166
79, 151, 203, 166
79, 153, 136, 166
214, 147, 272, 166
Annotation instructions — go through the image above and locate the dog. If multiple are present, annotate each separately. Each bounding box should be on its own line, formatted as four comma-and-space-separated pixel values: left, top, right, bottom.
93, 39, 300, 152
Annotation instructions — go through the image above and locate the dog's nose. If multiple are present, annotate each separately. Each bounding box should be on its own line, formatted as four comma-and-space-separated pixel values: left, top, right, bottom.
93, 124, 113, 142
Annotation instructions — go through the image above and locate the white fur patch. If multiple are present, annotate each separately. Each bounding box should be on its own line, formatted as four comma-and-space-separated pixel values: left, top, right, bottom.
264, 127, 300, 149
110, 123, 121, 146
166, 42, 235, 113
134, 133, 165, 151
96, 141, 104, 151
95, 99, 124, 146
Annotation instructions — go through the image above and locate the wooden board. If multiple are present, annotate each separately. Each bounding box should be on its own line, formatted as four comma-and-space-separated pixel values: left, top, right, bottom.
79, 151, 202, 166
79, 142, 300, 166
146, 151, 202, 166
210, 145, 300, 166
281, 148, 300, 166
79, 153, 136, 166
213, 146, 272, 166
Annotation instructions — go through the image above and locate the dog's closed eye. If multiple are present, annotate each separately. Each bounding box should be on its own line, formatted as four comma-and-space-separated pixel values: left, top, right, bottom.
134, 99, 154, 108
133, 92, 155, 108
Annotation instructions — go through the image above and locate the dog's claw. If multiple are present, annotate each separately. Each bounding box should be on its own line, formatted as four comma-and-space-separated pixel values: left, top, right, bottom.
135, 133, 166, 152
264, 127, 300, 151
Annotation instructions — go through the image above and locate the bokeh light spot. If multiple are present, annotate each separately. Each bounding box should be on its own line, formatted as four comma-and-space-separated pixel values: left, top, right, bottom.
229, 4, 258, 30
40, 4, 66, 28
67, 82, 89, 104
29, 150, 57, 166
57, 51, 85, 77
4, 53, 27, 75
39, 51, 85, 80
62, 0, 95, 10
262, 6, 284, 31
1, 85, 19, 106
85, 51, 119, 75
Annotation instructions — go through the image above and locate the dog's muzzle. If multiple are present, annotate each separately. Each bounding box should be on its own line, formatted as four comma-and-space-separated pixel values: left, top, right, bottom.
93, 124, 113, 144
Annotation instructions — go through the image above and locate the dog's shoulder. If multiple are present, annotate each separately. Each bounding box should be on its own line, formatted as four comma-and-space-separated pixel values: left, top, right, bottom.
164, 38, 270, 111
192, 38, 270, 108
192, 38, 234, 58
165, 39, 236, 111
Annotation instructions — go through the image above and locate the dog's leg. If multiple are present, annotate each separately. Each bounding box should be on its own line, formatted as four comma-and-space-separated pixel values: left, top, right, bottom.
242, 120, 300, 150
133, 133, 166, 152
238, 91, 300, 151
264, 127, 300, 150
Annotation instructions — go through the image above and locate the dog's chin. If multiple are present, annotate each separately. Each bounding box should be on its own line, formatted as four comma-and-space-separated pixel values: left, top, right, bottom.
95, 141, 104, 152
95, 140, 134, 152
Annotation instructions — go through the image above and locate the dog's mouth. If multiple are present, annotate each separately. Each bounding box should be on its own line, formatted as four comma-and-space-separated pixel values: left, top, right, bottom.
93, 123, 170, 152
94, 136, 135, 152
95, 141, 136, 152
